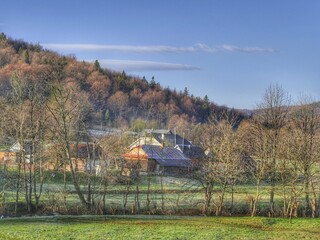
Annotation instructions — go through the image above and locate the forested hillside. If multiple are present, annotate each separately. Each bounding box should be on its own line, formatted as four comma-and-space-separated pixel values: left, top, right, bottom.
0, 33, 244, 130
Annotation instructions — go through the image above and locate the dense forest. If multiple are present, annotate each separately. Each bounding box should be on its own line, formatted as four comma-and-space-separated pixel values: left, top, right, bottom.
0, 33, 244, 131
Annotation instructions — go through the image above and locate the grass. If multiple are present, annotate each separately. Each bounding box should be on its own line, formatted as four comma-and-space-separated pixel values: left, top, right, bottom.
0, 215, 319, 240
0, 181, 311, 217
0, 168, 316, 217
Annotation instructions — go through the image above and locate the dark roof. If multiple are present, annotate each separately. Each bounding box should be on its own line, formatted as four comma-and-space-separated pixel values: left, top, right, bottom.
177, 145, 205, 159
141, 145, 192, 168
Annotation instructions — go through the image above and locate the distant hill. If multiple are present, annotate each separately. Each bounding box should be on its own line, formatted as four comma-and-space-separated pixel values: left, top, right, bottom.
0, 33, 246, 128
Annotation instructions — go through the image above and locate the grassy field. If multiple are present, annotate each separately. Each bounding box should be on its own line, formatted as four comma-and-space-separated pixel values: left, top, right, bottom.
0, 168, 316, 217
0, 215, 319, 240
0, 173, 312, 217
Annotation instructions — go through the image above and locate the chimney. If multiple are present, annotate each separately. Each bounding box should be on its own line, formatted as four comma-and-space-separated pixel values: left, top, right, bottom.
161, 133, 165, 148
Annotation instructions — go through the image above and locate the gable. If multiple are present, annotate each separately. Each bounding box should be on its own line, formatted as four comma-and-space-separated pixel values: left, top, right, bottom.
129, 137, 161, 150
10, 142, 21, 152
152, 132, 192, 147
123, 146, 148, 160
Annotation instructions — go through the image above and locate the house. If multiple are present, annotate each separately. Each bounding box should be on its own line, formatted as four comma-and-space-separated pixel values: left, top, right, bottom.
127, 129, 205, 168
45, 141, 101, 174
0, 140, 101, 174
122, 144, 192, 176
0, 141, 33, 168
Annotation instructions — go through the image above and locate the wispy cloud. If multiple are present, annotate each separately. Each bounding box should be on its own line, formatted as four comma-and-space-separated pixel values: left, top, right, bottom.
43, 43, 216, 53
43, 43, 275, 54
221, 45, 276, 53
96, 59, 201, 71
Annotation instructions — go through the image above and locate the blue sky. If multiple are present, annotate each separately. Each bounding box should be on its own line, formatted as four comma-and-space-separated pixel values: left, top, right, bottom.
1, 0, 319, 109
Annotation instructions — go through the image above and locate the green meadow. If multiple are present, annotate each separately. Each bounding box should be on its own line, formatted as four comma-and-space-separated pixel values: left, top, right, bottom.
0, 215, 319, 240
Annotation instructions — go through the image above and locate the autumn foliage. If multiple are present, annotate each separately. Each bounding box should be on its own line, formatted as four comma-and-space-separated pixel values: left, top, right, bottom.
0, 34, 244, 128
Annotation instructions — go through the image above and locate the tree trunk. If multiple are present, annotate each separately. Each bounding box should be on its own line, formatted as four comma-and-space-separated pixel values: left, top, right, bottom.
101, 179, 107, 215
230, 179, 235, 213
269, 158, 276, 217
304, 168, 310, 217
63, 116, 88, 209
146, 171, 151, 213
216, 182, 227, 216
282, 185, 287, 218
311, 181, 318, 218
161, 174, 164, 211
123, 183, 130, 214
135, 185, 140, 214
203, 181, 213, 215
14, 159, 21, 215
251, 179, 260, 217
34, 135, 44, 210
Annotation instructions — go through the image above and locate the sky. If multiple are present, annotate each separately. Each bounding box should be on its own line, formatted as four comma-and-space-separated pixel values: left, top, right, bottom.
1, 0, 319, 109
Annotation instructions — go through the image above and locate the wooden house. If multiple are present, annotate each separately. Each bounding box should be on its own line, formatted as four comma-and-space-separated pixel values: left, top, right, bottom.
123, 144, 192, 175
0, 141, 32, 168
128, 129, 205, 168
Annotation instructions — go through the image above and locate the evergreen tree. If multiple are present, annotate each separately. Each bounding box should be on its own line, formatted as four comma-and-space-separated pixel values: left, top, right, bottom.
183, 87, 189, 96
121, 70, 127, 80
142, 76, 147, 82
203, 95, 209, 108
24, 49, 30, 64
202, 95, 210, 121
0, 32, 6, 41
94, 60, 102, 72
149, 76, 156, 89
34, 42, 41, 52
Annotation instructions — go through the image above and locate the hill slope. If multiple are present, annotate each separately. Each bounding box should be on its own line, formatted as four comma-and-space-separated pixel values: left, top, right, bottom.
0, 33, 244, 129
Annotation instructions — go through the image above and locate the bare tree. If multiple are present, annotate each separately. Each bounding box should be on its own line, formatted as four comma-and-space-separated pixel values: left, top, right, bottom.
242, 118, 270, 216
253, 84, 290, 216
277, 126, 300, 218
5, 66, 49, 213
46, 61, 92, 209
97, 132, 130, 213
7, 71, 25, 215
197, 112, 242, 215
289, 96, 320, 217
